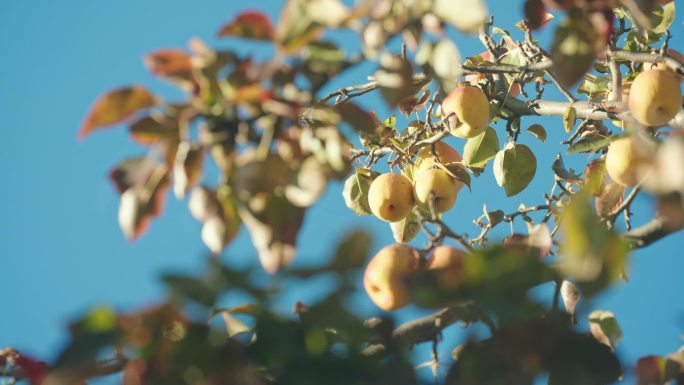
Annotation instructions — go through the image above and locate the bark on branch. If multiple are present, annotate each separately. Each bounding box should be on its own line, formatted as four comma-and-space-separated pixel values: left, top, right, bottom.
623, 215, 684, 249
362, 304, 493, 357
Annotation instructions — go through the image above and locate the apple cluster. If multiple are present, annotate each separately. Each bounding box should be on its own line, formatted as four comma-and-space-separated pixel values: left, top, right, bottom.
367, 84, 490, 223
360, 84, 491, 310
605, 65, 682, 187
364, 243, 468, 311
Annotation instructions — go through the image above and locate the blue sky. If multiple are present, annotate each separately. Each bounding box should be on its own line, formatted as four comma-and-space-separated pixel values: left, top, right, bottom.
1, 0, 682, 382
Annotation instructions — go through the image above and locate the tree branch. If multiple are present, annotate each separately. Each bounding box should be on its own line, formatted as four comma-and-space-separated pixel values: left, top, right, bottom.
503, 98, 684, 130
623, 215, 684, 248
362, 304, 493, 357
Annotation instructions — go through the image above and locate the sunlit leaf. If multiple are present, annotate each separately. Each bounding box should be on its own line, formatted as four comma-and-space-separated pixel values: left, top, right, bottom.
563, 106, 576, 133
433, 0, 488, 33
238, 195, 305, 274
588, 310, 623, 349
284, 156, 329, 208
390, 211, 421, 243
342, 168, 379, 215
584, 158, 606, 196
526, 124, 547, 143
80, 86, 159, 139
117, 165, 169, 241
172, 141, 204, 199
651, 2, 676, 34
463, 127, 499, 167
430, 39, 462, 91
594, 181, 624, 218
493, 142, 537, 196
560, 280, 580, 317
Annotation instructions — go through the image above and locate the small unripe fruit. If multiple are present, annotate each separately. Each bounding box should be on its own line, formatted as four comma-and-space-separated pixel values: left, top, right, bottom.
363, 244, 420, 311
413, 169, 459, 213
628, 69, 682, 127
425, 245, 468, 289
368, 173, 415, 222
441, 85, 490, 138
605, 137, 653, 187
415, 141, 463, 172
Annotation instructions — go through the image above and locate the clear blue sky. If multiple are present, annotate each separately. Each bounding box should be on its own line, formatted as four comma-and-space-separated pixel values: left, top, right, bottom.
1, 0, 682, 383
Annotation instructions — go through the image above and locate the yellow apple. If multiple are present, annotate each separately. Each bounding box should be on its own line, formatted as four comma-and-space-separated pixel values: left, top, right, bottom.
415, 141, 463, 172
367, 173, 415, 222
425, 245, 468, 289
605, 136, 654, 187
363, 244, 420, 311
628, 68, 682, 127
441, 85, 490, 138
413, 168, 459, 213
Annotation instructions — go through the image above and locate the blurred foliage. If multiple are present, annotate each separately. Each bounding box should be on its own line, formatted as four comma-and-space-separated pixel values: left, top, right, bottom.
4, 0, 683, 384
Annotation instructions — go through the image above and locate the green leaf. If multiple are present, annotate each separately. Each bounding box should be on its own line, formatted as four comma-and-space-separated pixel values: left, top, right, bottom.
129, 114, 180, 146
342, 168, 379, 215
218, 10, 274, 40
238, 195, 305, 274
651, 2, 676, 34
390, 211, 421, 243
526, 124, 547, 143
493, 143, 537, 197
563, 106, 577, 133
275, 0, 324, 53
567, 133, 625, 154
463, 127, 499, 167
444, 162, 472, 190
376, 54, 416, 107
433, 0, 488, 33
331, 229, 372, 269
284, 156, 329, 208
584, 158, 606, 196
588, 310, 623, 349
80, 86, 159, 139
552, 154, 580, 182
303, 41, 347, 74
430, 39, 462, 91
162, 274, 216, 306
550, 9, 598, 87
558, 192, 629, 296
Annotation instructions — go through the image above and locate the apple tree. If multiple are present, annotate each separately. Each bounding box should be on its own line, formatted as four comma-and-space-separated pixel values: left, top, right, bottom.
3, 0, 684, 384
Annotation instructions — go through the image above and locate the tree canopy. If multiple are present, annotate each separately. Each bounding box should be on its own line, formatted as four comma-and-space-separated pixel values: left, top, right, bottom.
3, 0, 684, 384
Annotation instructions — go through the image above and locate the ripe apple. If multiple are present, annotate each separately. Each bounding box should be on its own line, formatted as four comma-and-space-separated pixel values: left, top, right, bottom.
415, 141, 463, 172
425, 245, 468, 289
605, 136, 654, 187
413, 168, 459, 213
367, 173, 415, 222
628, 68, 682, 127
441, 85, 490, 139
363, 244, 420, 311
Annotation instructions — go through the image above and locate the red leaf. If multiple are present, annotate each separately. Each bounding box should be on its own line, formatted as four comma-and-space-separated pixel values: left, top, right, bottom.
79, 86, 159, 140
143, 49, 193, 77
217, 11, 274, 41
